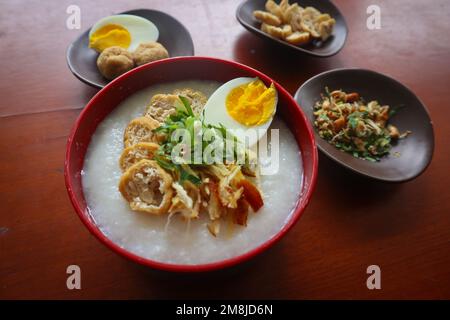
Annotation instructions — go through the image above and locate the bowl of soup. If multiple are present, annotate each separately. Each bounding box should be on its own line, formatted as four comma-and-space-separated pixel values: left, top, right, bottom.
64, 56, 318, 272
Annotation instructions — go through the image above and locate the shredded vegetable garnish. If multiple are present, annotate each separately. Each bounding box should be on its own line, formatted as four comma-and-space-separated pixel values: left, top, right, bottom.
153, 96, 252, 184
313, 88, 411, 161
118, 91, 265, 237
139, 96, 263, 236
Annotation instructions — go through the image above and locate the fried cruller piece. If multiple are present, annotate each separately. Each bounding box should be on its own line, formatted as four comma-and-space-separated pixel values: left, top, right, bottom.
119, 142, 159, 171
119, 160, 174, 214
123, 117, 161, 147
143, 94, 181, 123
172, 88, 207, 115
144, 89, 207, 123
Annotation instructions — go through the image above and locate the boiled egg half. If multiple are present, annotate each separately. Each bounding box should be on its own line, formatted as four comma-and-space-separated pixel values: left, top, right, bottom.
89, 14, 159, 52
202, 77, 277, 147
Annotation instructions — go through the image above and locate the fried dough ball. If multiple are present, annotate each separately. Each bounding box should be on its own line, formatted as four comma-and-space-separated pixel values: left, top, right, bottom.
253, 10, 282, 26
123, 116, 161, 148
132, 42, 169, 66
119, 160, 173, 214
119, 142, 160, 172
144, 94, 180, 123
97, 46, 134, 80
172, 88, 207, 115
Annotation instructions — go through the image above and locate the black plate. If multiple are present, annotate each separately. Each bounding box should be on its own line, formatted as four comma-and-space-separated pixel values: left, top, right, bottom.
236, 0, 347, 57
67, 9, 194, 88
294, 68, 435, 182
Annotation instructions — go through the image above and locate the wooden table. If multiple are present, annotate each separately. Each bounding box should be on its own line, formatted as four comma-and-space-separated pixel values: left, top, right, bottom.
1, 0, 449, 299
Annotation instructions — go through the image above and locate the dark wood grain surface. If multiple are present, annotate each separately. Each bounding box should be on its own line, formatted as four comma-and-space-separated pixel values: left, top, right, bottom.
1, 0, 449, 299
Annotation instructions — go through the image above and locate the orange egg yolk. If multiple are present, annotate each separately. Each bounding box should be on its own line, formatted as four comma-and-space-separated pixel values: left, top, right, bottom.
226, 80, 276, 126
89, 24, 131, 52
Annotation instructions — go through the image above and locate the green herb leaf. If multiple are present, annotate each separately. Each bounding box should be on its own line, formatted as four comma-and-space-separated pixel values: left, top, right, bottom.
155, 155, 176, 172
179, 96, 194, 117
179, 164, 201, 185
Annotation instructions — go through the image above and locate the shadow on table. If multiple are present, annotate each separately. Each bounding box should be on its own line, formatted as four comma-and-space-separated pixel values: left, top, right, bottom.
232, 32, 344, 94
78, 84, 100, 107
125, 239, 304, 299
314, 152, 421, 239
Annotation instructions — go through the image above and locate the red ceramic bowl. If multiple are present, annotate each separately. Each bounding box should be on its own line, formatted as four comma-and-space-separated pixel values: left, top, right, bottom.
64, 56, 318, 272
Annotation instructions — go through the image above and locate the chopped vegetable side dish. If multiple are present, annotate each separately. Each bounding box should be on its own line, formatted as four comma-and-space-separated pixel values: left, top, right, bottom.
313, 88, 411, 161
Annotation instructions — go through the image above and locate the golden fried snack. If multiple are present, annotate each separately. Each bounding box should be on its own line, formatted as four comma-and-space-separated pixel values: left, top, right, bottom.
301, 6, 321, 20
289, 11, 302, 32
256, 1, 334, 46
281, 24, 293, 38
299, 7, 321, 38
119, 160, 173, 214
300, 19, 320, 38
97, 46, 134, 80
314, 14, 336, 41
265, 0, 283, 20
261, 23, 284, 39
278, 0, 290, 15
285, 31, 310, 45
282, 3, 303, 24
123, 116, 161, 148
132, 42, 169, 66
144, 94, 181, 123
253, 10, 282, 26
119, 142, 160, 172
172, 88, 207, 115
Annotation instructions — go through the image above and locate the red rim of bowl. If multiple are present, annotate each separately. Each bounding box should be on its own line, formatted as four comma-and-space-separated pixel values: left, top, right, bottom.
64, 56, 318, 272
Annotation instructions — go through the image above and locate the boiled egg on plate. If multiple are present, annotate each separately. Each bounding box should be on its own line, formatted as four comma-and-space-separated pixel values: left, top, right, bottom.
89, 14, 159, 52
202, 77, 277, 146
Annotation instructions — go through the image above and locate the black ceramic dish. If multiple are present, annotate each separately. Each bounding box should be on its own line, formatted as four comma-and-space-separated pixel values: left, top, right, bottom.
236, 0, 347, 57
294, 68, 434, 182
67, 9, 194, 88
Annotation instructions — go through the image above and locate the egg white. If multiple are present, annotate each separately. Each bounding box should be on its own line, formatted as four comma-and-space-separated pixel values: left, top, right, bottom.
89, 14, 159, 51
202, 77, 277, 147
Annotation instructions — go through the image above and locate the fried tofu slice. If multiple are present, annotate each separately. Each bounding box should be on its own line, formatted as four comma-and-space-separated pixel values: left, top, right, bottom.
172, 88, 207, 116
119, 142, 160, 172
144, 94, 181, 123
